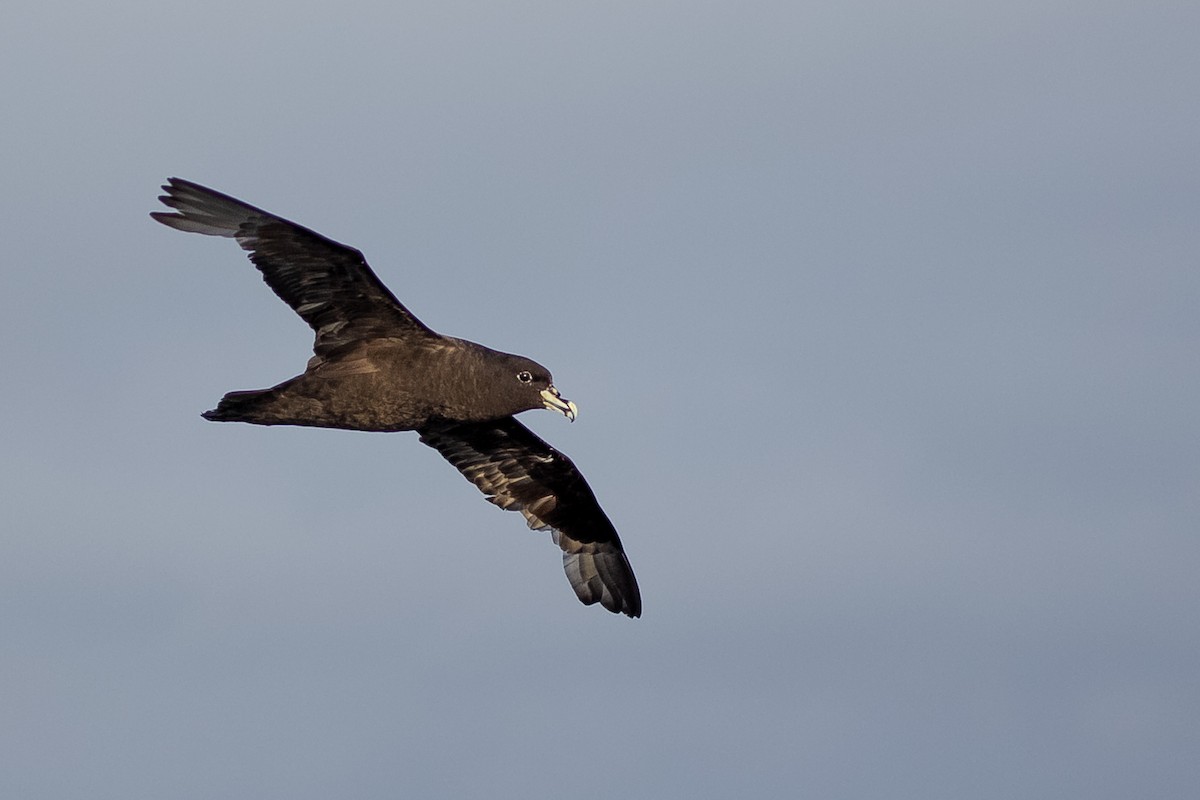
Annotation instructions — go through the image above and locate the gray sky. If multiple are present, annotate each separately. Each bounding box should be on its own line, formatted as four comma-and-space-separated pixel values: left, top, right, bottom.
2, 2, 1197, 798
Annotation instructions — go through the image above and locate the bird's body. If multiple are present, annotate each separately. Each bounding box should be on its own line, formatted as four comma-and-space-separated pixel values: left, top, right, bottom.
152, 178, 640, 617
206, 336, 550, 431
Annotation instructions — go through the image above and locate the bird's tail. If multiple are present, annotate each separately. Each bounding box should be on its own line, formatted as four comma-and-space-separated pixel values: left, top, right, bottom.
202, 387, 288, 424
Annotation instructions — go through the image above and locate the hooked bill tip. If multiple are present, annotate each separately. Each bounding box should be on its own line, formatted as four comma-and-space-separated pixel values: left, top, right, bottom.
541, 387, 578, 421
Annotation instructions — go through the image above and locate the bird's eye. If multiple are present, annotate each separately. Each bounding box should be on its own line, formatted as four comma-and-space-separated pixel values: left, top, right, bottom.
517, 370, 533, 384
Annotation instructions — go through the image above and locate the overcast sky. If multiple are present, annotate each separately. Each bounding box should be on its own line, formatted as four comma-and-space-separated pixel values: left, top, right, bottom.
2, 2, 1197, 798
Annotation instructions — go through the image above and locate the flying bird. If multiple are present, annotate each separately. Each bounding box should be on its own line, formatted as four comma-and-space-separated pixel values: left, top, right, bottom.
151, 178, 641, 617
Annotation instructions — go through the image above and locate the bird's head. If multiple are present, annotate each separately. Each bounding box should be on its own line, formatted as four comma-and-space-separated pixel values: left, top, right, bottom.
476, 352, 578, 422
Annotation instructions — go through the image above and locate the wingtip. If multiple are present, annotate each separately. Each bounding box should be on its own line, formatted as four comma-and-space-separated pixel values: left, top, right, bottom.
157, 176, 184, 196
150, 178, 187, 226
604, 597, 642, 618
618, 592, 643, 618
580, 591, 641, 618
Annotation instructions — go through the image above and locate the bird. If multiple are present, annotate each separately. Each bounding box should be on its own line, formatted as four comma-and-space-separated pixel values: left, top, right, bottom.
151, 178, 641, 617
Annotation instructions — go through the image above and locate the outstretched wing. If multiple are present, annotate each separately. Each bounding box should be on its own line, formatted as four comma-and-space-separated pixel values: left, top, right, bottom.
151, 177, 436, 355
419, 418, 641, 617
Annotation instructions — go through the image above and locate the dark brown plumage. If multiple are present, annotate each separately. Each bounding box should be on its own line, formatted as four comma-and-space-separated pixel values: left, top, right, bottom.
152, 178, 640, 617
